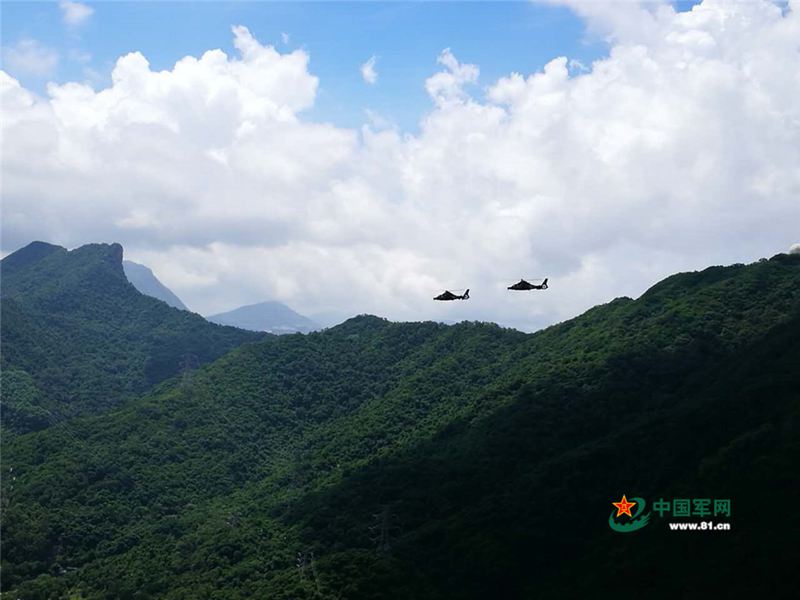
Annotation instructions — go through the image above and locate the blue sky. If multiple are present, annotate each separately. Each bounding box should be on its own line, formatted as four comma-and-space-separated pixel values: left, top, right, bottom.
2, 1, 614, 131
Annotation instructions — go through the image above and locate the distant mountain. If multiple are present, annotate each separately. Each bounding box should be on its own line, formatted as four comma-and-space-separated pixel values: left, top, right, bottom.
207, 300, 320, 334
2, 254, 798, 598
122, 260, 188, 311
0, 241, 263, 432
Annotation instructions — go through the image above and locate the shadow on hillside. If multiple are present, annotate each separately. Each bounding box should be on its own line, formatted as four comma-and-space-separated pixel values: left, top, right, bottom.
281, 315, 800, 599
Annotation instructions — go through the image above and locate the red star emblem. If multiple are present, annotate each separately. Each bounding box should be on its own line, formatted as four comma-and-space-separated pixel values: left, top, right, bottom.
612, 495, 637, 518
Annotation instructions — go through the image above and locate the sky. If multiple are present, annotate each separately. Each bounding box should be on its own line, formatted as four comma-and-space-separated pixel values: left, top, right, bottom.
2, 0, 799, 331
1, 1, 611, 132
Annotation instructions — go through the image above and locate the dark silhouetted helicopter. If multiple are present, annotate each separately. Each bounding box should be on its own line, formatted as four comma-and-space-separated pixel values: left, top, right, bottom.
434, 289, 470, 301
508, 278, 548, 291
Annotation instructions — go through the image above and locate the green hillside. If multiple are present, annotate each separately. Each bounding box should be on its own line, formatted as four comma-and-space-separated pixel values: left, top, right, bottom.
0, 242, 263, 433
1, 254, 798, 599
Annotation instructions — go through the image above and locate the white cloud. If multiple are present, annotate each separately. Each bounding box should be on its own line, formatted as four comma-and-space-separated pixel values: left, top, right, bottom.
790, 243, 800, 255
60, 1, 94, 28
360, 55, 378, 84
567, 58, 588, 73
1, 39, 59, 77
2, 3, 799, 330
281, 32, 290, 45
425, 48, 479, 106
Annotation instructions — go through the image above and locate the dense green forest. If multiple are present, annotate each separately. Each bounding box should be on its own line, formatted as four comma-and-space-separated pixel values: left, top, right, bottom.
1, 242, 262, 433
1, 248, 799, 599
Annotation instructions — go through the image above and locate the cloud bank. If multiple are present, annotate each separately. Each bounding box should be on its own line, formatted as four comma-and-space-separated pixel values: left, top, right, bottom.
2, 3, 799, 329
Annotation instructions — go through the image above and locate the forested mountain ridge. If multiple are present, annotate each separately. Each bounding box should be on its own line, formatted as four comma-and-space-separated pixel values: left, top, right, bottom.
0, 242, 263, 433
1, 253, 798, 599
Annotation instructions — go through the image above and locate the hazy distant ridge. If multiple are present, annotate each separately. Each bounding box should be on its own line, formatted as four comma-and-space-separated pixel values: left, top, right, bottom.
123, 260, 188, 311
207, 300, 320, 334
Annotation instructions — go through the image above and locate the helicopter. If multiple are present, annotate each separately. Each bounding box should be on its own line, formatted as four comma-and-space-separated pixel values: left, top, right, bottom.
434, 289, 470, 301
507, 278, 548, 291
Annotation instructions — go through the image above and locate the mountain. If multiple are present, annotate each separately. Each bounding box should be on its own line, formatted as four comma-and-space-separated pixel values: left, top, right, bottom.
1, 254, 798, 599
122, 260, 188, 311
207, 300, 320, 334
0, 241, 263, 432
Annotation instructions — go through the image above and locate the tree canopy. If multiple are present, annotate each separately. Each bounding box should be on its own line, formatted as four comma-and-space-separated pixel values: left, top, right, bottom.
2, 251, 798, 598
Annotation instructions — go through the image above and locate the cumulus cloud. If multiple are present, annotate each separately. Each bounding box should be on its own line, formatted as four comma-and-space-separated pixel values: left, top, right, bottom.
424, 48, 479, 106
2, 3, 799, 330
1, 39, 59, 77
544, 0, 669, 44
360, 55, 378, 84
281, 32, 290, 45
60, 1, 94, 28
567, 58, 588, 73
